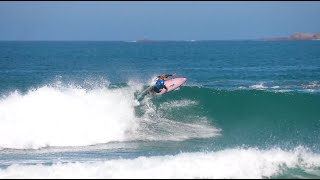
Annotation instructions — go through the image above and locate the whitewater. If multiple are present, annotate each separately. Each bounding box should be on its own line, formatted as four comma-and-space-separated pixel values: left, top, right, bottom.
1, 147, 320, 179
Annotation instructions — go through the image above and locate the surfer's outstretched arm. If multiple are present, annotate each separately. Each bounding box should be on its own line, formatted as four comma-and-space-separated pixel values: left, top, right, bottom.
157, 73, 176, 79
157, 73, 176, 81
164, 73, 176, 78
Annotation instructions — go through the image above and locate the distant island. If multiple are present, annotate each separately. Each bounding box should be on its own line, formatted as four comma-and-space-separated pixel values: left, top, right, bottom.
258, 32, 320, 41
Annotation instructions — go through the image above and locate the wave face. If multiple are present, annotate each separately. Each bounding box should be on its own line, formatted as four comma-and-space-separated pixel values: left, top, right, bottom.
149, 86, 320, 149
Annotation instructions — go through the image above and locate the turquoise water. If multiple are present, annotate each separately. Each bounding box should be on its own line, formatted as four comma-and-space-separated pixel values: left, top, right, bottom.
0, 41, 320, 178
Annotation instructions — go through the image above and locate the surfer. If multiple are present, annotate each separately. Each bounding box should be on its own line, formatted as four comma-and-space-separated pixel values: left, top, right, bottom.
150, 73, 176, 93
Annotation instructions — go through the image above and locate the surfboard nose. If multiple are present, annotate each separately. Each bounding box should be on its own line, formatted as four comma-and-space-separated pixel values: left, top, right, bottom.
181, 78, 187, 82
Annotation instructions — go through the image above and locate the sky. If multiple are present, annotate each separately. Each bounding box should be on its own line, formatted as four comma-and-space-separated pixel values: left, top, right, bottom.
0, 1, 320, 41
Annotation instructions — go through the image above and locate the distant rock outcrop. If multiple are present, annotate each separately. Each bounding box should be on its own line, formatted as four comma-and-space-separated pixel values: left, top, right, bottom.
258, 32, 320, 41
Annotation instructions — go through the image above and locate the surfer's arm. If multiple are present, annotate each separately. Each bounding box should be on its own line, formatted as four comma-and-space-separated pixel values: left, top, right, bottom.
164, 85, 168, 91
164, 73, 176, 78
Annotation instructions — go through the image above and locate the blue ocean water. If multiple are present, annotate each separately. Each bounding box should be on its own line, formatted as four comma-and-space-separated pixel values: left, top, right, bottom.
0, 41, 320, 178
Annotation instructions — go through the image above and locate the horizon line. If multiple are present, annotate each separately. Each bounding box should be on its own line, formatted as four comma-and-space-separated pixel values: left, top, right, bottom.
0, 39, 257, 42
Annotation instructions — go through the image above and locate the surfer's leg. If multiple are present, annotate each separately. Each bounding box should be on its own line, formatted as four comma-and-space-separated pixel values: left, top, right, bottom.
147, 86, 154, 95
164, 85, 168, 91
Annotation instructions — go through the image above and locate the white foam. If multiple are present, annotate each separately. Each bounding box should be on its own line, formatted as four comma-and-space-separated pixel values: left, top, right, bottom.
249, 83, 267, 89
303, 81, 320, 89
1, 147, 319, 179
0, 85, 138, 149
274, 89, 292, 93
271, 86, 280, 89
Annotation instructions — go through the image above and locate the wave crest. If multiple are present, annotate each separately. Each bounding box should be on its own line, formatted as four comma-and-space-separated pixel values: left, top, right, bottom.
0, 82, 219, 149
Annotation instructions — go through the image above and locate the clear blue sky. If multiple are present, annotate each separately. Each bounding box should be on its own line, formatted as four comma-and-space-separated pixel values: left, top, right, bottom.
0, 1, 320, 41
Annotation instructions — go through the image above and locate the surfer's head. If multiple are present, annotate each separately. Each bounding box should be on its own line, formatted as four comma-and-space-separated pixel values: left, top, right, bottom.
158, 75, 166, 80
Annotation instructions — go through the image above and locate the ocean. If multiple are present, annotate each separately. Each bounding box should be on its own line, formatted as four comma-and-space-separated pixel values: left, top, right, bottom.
0, 41, 320, 178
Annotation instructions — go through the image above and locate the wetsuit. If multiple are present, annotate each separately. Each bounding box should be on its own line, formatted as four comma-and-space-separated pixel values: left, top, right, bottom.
153, 79, 165, 93
153, 74, 174, 93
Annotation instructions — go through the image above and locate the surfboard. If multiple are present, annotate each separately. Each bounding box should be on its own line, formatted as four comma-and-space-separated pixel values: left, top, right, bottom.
156, 78, 187, 95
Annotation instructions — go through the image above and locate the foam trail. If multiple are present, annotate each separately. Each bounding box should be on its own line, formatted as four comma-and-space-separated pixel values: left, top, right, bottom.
1, 147, 319, 179
131, 117, 220, 141
133, 98, 220, 141
159, 100, 198, 109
